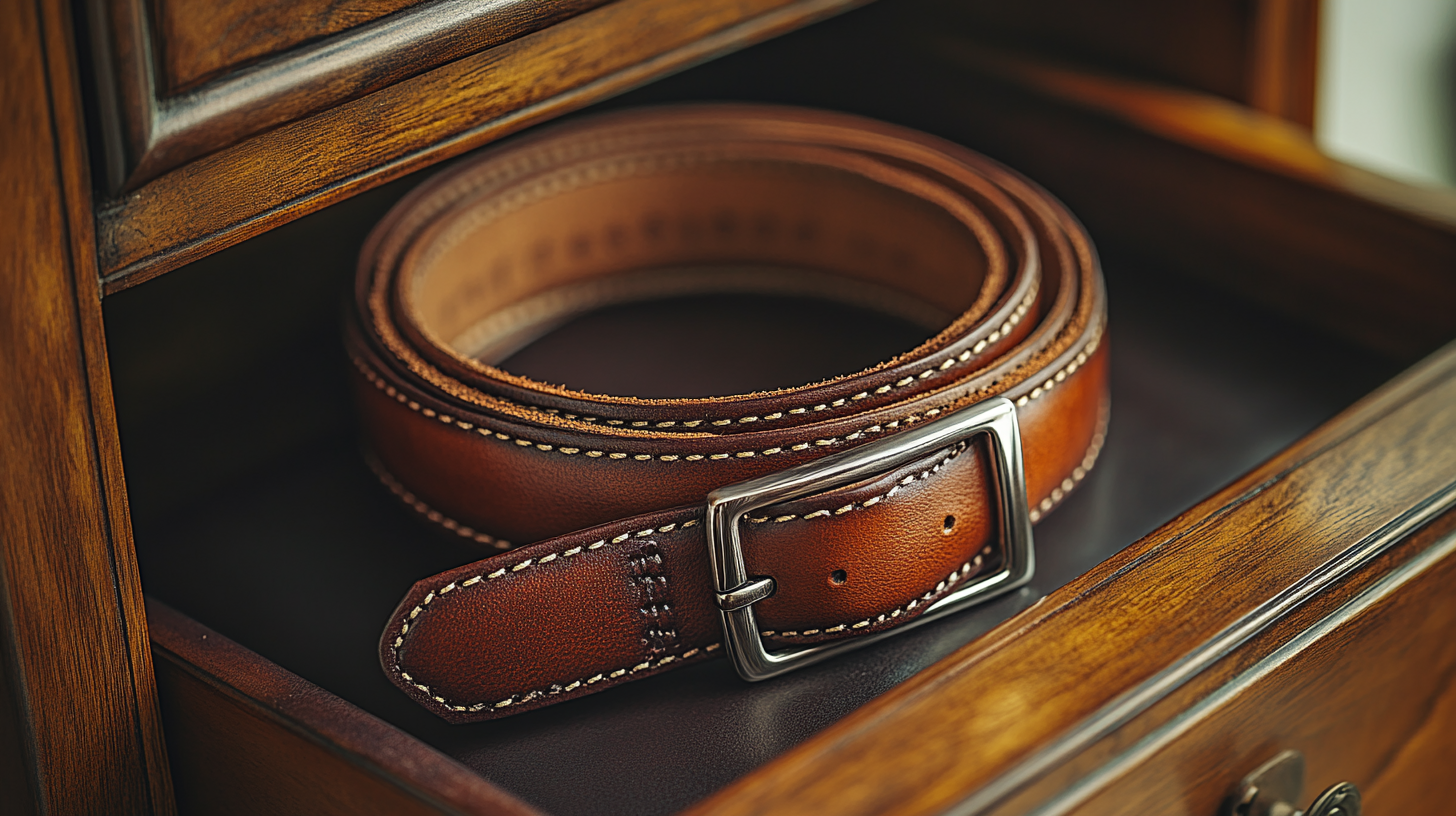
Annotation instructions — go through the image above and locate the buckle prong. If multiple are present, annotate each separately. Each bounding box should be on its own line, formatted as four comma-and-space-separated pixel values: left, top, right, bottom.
705, 396, 1035, 681
716, 577, 776, 611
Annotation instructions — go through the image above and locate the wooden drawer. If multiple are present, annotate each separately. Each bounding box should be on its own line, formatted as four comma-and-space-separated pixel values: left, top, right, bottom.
5, 0, 1456, 814
1058, 517, 1456, 816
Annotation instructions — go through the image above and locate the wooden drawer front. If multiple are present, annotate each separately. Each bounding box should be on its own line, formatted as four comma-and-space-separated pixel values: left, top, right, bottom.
1059, 527, 1456, 816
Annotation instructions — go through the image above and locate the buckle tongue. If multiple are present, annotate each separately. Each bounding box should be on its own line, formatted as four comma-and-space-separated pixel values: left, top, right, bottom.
705, 397, 1035, 681
715, 577, 776, 612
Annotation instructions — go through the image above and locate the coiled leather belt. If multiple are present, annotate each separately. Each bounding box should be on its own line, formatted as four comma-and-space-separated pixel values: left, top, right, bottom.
347, 106, 1108, 722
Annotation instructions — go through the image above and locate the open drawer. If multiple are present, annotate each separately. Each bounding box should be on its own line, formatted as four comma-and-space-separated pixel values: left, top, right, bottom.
94, 2, 1456, 815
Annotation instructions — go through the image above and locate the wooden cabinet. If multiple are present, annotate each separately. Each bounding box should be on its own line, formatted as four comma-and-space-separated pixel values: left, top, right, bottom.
3, 1, 1455, 814
84, 0, 860, 285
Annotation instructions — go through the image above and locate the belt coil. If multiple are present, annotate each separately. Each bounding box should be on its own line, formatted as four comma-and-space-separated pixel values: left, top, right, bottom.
347, 105, 1109, 722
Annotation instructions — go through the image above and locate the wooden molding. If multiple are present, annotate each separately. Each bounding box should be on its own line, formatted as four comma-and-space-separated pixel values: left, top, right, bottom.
1049, 519, 1456, 815
86, 0, 609, 192
153, 0, 421, 93
94, 0, 866, 293
0, 0, 175, 811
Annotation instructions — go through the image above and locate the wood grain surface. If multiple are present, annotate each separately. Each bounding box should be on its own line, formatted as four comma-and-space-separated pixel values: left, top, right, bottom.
687, 338, 1456, 816
1056, 519, 1456, 816
0, 0, 173, 812
154, 0, 422, 91
149, 600, 539, 816
94, 0, 865, 291
90, 0, 610, 190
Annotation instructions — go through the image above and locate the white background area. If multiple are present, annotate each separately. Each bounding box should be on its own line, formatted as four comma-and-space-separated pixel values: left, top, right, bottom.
1318, 0, 1456, 187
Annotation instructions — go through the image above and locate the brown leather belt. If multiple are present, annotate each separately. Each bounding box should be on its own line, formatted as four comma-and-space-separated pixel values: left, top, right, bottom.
346, 105, 1108, 723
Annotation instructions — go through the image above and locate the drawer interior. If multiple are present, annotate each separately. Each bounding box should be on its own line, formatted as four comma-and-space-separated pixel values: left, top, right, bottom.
102, 4, 1423, 814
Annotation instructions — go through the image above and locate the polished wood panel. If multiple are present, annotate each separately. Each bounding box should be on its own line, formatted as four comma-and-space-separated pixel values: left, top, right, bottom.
149, 601, 537, 816
688, 338, 1456, 815
0, 0, 172, 812
95, 0, 863, 290
1361, 629, 1456, 812
155, 0, 422, 91
1060, 521, 1456, 816
969, 505, 1456, 816
87, 0, 609, 191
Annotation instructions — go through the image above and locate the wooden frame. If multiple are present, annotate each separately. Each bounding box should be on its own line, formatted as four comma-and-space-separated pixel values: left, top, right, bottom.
0, 0, 172, 811
5, 0, 1456, 813
86, 0, 610, 192
89, 0, 867, 290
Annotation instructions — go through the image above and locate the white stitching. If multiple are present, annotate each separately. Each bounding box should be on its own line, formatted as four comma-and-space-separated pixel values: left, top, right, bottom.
388, 421, 981, 707
352, 323, 1100, 463
759, 406, 1108, 638
743, 442, 968, 526
355, 307, 1100, 463
367, 455, 512, 549
1028, 400, 1109, 523
422, 643, 722, 713
390, 396, 1107, 713
372, 134, 1055, 429
764, 559, 979, 639
500, 643, 724, 712
390, 519, 705, 711
367, 282, 1035, 431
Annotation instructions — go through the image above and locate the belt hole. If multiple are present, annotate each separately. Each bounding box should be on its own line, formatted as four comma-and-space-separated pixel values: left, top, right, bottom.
943, 515, 956, 534
829, 569, 847, 586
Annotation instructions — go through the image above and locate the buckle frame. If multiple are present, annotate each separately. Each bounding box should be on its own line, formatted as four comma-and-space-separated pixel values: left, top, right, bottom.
705, 396, 1035, 681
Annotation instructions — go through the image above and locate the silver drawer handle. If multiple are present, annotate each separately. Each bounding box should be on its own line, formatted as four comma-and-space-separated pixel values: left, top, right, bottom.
1227, 750, 1361, 816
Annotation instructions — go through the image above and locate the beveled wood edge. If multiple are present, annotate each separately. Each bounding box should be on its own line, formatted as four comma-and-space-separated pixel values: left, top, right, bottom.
970, 482, 1456, 816
0, 0, 174, 812
146, 598, 540, 816
95, 0, 866, 292
1039, 521, 1456, 816
978, 499, 1456, 816
687, 335, 1456, 816
86, 0, 608, 192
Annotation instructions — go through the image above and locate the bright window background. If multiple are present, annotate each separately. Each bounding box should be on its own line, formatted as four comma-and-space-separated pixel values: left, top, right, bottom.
1318, 0, 1456, 187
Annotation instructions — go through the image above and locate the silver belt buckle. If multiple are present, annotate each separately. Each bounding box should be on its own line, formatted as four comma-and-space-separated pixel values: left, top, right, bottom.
706, 396, 1036, 681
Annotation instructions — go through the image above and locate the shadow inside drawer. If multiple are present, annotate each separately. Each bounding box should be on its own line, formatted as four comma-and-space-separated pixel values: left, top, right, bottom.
115, 252, 1395, 816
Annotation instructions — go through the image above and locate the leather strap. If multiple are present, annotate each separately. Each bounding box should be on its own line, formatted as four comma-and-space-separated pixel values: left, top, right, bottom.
348, 105, 1108, 722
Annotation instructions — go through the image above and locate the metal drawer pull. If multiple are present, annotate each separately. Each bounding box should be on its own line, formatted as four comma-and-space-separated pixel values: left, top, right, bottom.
1227, 750, 1361, 816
